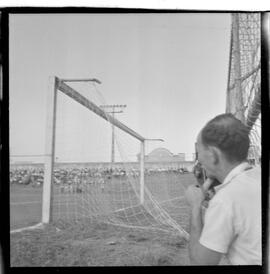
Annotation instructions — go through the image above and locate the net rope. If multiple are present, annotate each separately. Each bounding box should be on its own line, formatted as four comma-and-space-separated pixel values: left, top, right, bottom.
47, 80, 191, 239
227, 13, 261, 164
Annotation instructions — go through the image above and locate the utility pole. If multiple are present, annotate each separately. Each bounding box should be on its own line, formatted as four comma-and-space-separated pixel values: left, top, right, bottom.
99, 104, 126, 163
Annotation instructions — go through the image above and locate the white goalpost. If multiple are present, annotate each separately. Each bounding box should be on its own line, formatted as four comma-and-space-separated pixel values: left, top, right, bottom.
43, 77, 146, 222
42, 76, 58, 224
40, 76, 190, 240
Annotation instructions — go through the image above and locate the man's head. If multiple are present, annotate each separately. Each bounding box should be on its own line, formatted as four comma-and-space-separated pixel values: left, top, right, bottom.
196, 113, 250, 180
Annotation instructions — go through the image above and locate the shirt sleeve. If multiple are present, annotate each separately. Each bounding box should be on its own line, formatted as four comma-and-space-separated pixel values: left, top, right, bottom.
199, 198, 234, 253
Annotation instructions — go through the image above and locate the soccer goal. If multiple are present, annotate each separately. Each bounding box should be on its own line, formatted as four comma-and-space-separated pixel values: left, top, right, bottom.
37, 76, 190, 239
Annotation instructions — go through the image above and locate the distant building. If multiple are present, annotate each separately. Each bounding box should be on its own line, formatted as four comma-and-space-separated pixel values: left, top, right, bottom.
175, 153, 185, 161
137, 147, 195, 171
142, 148, 185, 162
137, 147, 195, 163
146, 147, 173, 162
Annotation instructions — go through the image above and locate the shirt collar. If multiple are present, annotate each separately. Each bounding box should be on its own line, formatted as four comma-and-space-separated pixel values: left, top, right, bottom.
214, 162, 251, 192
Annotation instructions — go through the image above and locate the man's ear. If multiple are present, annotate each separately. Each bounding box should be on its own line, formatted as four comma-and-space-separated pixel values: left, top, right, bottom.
208, 146, 220, 165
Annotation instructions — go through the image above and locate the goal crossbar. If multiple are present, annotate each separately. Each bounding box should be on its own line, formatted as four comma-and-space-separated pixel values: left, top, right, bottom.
56, 77, 146, 142
42, 76, 147, 224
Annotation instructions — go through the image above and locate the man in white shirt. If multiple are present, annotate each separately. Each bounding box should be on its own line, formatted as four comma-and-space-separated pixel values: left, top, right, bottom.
185, 113, 261, 265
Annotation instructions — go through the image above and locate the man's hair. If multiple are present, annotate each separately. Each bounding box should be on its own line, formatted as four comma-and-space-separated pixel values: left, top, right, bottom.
201, 113, 250, 162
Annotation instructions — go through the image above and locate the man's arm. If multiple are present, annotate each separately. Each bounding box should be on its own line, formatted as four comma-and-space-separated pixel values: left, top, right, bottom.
185, 179, 223, 265
188, 204, 223, 265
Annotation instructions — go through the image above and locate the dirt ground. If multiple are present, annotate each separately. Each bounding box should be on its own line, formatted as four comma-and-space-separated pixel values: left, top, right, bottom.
9, 173, 237, 266
10, 173, 194, 266
10, 220, 190, 266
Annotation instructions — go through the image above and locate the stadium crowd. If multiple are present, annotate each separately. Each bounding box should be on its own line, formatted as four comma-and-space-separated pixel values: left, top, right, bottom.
10, 165, 189, 188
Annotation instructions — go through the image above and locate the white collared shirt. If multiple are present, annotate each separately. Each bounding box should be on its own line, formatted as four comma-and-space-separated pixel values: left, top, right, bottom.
199, 162, 261, 265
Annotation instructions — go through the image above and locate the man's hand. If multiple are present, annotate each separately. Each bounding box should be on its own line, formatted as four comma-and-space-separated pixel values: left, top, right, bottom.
185, 178, 223, 265
185, 178, 215, 208
185, 185, 205, 208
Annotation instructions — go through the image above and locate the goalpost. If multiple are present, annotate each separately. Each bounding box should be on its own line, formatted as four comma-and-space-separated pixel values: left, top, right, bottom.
41, 76, 190, 240
42, 76, 147, 224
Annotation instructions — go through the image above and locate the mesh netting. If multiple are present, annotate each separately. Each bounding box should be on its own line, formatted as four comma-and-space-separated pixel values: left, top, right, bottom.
227, 13, 261, 164
51, 80, 190, 239
10, 79, 194, 241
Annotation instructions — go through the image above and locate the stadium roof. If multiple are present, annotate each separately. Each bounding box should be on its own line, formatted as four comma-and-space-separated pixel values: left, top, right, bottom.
147, 147, 174, 158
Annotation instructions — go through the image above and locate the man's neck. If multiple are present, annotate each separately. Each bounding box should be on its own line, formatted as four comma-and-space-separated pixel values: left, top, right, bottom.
216, 161, 244, 183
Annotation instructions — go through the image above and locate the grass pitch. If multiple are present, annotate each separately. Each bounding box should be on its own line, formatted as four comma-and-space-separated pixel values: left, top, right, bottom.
10, 173, 196, 266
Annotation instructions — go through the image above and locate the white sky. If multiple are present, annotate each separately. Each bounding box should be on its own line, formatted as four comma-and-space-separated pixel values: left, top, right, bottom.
9, 13, 231, 163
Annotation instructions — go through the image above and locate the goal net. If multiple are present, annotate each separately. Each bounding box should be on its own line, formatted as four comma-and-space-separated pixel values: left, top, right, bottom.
38, 77, 191, 239
226, 13, 261, 164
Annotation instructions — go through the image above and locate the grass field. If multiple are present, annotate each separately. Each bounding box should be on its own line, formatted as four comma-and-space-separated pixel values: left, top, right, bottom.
10, 173, 196, 266
10, 221, 190, 266
10, 185, 43, 230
